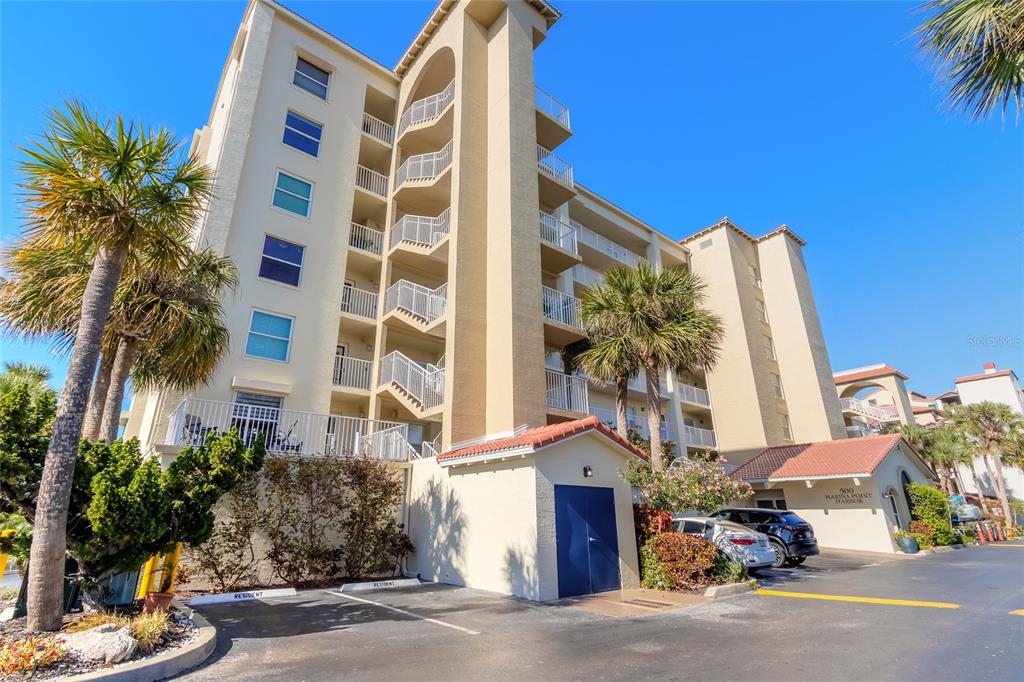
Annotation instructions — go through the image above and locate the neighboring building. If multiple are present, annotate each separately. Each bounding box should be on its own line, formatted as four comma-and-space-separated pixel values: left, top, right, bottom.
832, 364, 909, 436
124, 0, 849, 600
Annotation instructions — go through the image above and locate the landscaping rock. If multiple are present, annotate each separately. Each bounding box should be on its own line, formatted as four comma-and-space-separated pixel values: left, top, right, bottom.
62, 623, 138, 665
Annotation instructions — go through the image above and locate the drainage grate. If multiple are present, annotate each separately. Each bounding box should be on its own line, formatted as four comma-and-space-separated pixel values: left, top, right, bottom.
620, 598, 673, 609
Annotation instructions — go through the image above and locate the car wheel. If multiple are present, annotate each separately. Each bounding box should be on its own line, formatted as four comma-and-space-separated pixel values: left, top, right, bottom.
788, 556, 807, 566
770, 541, 788, 568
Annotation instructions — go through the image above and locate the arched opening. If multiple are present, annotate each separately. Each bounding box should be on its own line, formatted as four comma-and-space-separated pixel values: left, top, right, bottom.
401, 47, 455, 112
885, 487, 903, 530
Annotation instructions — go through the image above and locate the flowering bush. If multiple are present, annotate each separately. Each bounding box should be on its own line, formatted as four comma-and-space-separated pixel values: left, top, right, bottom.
0, 635, 66, 675
621, 452, 753, 513
640, 532, 719, 590
633, 505, 672, 547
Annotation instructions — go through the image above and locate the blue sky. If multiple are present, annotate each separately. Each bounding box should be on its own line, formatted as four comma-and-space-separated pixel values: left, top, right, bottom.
1, 0, 1021, 398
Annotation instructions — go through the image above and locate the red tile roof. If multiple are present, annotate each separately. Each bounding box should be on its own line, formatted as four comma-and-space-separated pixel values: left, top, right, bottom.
954, 369, 1017, 384
833, 365, 909, 384
436, 416, 647, 463
732, 434, 914, 481
913, 406, 940, 415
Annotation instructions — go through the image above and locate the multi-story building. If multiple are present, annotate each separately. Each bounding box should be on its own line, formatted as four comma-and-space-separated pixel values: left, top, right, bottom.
124, 0, 850, 599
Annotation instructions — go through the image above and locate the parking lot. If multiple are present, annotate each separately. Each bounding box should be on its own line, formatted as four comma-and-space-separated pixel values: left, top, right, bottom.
177, 544, 1024, 681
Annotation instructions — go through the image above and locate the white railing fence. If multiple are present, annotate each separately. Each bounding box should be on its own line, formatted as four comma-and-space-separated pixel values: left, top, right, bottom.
349, 222, 384, 256
398, 80, 455, 136
421, 432, 443, 458
333, 355, 373, 391
571, 264, 604, 288
840, 397, 899, 423
378, 351, 445, 410
846, 425, 875, 439
164, 398, 409, 459
677, 383, 711, 407
395, 140, 453, 188
539, 211, 578, 254
390, 208, 451, 248
356, 165, 388, 198
360, 423, 416, 462
361, 112, 394, 145
384, 280, 447, 324
537, 145, 574, 188
545, 370, 589, 413
340, 285, 379, 320
572, 221, 645, 267
534, 86, 570, 129
682, 425, 717, 449
541, 286, 582, 329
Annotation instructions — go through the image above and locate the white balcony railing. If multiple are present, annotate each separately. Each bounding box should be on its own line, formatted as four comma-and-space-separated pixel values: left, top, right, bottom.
349, 222, 384, 256
627, 416, 669, 442
546, 370, 589, 414
397, 80, 455, 136
589, 405, 616, 429
537, 145, 574, 188
572, 221, 645, 267
541, 286, 582, 329
678, 383, 711, 407
571, 264, 604, 288
539, 211, 578, 254
340, 285, 378, 320
361, 112, 394, 145
362, 423, 417, 461
421, 432, 442, 458
164, 398, 409, 460
356, 165, 388, 198
390, 208, 450, 249
333, 355, 373, 391
379, 351, 444, 411
682, 424, 717, 449
384, 280, 447, 324
535, 86, 570, 129
395, 140, 454, 189
846, 425, 875, 439
840, 397, 900, 423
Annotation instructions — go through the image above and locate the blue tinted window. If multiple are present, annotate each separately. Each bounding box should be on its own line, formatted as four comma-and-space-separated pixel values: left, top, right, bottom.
246, 311, 292, 362
293, 57, 329, 99
283, 111, 322, 157
273, 172, 312, 217
259, 236, 303, 286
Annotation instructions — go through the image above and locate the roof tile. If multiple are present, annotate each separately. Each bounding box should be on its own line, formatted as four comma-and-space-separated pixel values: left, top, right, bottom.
732, 434, 907, 481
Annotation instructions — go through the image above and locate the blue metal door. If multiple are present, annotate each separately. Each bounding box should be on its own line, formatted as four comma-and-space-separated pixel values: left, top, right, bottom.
554, 485, 621, 598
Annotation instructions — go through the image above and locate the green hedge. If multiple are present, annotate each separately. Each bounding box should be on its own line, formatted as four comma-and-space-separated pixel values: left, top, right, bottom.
906, 482, 957, 546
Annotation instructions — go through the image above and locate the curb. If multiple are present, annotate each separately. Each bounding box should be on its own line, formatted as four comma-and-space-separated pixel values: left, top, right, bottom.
704, 582, 753, 599
64, 601, 216, 682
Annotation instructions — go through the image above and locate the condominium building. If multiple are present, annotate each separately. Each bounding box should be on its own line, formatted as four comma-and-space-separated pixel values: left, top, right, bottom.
124, 0, 849, 599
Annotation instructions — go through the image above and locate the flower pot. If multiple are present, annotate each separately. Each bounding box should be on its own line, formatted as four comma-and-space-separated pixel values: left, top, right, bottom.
896, 536, 919, 554
144, 591, 174, 614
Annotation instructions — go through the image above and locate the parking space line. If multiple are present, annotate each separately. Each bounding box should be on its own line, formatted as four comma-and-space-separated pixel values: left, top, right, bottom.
1010, 610, 1024, 616
755, 589, 959, 609
324, 590, 481, 635
988, 544, 1024, 548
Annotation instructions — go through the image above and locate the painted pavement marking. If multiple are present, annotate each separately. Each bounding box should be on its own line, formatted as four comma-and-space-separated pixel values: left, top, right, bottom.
755, 589, 959, 609
324, 590, 481, 635
1010, 610, 1024, 616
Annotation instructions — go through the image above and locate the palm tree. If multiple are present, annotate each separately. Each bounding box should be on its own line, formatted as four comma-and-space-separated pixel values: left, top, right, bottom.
888, 422, 932, 452
915, 0, 1024, 121
924, 425, 974, 493
578, 263, 723, 469
15, 101, 211, 631
949, 401, 1024, 522
0, 362, 53, 399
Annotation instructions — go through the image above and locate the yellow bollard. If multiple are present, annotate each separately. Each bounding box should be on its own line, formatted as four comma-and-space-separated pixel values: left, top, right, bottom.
0, 529, 14, 577
159, 543, 183, 592
135, 555, 159, 599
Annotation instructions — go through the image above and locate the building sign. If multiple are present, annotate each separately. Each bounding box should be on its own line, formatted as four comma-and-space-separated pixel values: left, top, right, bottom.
824, 487, 874, 506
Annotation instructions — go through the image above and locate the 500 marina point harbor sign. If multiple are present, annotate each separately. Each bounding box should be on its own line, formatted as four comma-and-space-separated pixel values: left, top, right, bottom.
824, 487, 874, 506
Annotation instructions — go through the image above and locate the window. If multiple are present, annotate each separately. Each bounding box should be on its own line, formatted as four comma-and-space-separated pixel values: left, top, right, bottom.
246, 310, 293, 362
293, 56, 329, 99
780, 414, 792, 440
259, 236, 304, 286
283, 111, 323, 156
763, 335, 776, 360
699, 238, 713, 250
771, 373, 784, 399
751, 266, 762, 288
755, 298, 768, 323
273, 172, 313, 217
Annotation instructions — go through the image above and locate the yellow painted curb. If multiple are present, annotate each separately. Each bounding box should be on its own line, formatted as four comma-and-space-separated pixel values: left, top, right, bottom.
1010, 609, 1024, 616
755, 589, 959, 609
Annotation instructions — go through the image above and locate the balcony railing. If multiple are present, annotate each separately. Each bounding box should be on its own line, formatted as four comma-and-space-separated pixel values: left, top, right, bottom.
539, 211, 578, 254
572, 221, 644, 267
546, 370, 589, 413
391, 208, 450, 249
627, 416, 669, 442
541, 286, 582, 329
678, 383, 711, 407
571, 264, 604, 288
397, 80, 455, 136
840, 397, 899, 423
356, 165, 388, 198
421, 432, 442, 458
846, 425, 875, 439
164, 398, 409, 459
361, 112, 394, 145
384, 280, 447, 324
349, 222, 384, 256
379, 351, 444, 411
537, 145, 573, 188
535, 86, 570, 129
333, 355, 373, 391
395, 140, 454, 189
682, 424, 717, 449
340, 285, 378, 320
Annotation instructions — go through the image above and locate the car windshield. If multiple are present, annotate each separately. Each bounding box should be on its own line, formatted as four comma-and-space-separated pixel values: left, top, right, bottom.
779, 512, 807, 525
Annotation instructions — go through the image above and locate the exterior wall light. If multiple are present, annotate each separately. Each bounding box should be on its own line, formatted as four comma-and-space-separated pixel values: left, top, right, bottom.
583, 466, 593, 478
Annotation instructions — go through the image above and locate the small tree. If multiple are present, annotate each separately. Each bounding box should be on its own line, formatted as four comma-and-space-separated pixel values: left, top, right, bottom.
906, 482, 957, 546
621, 453, 752, 514
339, 456, 413, 579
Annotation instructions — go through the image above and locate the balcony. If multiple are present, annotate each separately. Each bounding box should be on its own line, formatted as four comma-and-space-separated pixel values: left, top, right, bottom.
389, 209, 450, 276
333, 355, 373, 392
541, 286, 585, 346
383, 280, 447, 337
394, 141, 453, 212
163, 398, 413, 460
546, 370, 589, 415
397, 80, 455, 147
378, 351, 444, 419
572, 221, 645, 269
681, 424, 717, 450
846, 425, 875, 439
677, 383, 712, 409
355, 164, 388, 201
348, 222, 384, 257
537, 145, 575, 207
421, 432, 442, 458
535, 86, 571, 149
840, 397, 900, 424
340, 285, 378, 325
361, 112, 394, 146
538, 211, 580, 273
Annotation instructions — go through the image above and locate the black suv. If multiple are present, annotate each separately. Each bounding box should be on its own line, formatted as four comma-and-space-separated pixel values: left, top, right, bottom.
713, 508, 819, 568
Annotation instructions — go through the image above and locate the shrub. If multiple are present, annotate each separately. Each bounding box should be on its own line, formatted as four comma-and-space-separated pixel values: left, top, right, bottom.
906, 482, 957, 546
621, 453, 752, 513
63, 612, 127, 633
640, 532, 719, 590
0, 635, 66, 675
633, 505, 672, 547
129, 611, 169, 654
910, 532, 933, 550
339, 456, 412, 579
710, 554, 747, 584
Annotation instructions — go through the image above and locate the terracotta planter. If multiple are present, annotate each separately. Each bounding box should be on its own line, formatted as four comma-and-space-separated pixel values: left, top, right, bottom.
144, 591, 174, 614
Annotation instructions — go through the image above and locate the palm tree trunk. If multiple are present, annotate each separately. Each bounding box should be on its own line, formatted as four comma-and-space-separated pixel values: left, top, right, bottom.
644, 364, 664, 470
27, 244, 127, 632
615, 375, 629, 437
989, 444, 1013, 523
969, 459, 985, 504
99, 336, 139, 444
980, 450, 1003, 515
82, 350, 115, 442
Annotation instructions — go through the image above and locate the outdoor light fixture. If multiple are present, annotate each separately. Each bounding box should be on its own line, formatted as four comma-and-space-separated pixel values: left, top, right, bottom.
583, 466, 593, 478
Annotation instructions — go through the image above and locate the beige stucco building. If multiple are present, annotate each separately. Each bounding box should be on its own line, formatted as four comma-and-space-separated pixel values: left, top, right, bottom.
124, 0, 852, 599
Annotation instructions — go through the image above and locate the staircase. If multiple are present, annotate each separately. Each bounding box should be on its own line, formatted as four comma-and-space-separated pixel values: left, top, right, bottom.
378, 351, 444, 419
383, 280, 447, 335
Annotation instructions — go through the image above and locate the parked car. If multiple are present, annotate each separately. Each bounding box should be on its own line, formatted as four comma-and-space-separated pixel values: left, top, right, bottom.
713, 508, 819, 568
672, 515, 775, 571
